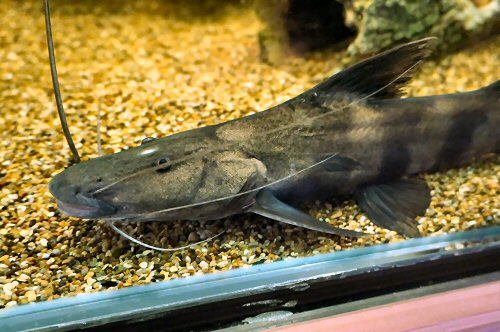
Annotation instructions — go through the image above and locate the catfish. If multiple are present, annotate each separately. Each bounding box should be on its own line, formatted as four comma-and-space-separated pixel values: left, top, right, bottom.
44, 1, 499, 244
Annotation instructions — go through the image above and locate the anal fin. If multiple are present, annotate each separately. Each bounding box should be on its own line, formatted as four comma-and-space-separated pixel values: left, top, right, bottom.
355, 179, 431, 237
249, 190, 364, 238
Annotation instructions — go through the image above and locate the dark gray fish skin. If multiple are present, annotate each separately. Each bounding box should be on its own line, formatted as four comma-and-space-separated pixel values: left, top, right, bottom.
272, 82, 500, 204
49, 38, 499, 238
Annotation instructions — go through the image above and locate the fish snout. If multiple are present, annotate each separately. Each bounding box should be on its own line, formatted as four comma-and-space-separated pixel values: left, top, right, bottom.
49, 174, 116, 218
48, 173, 78, 199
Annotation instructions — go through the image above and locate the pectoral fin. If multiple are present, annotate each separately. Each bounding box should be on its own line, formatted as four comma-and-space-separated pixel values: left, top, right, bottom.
355, 179, 431, 237
249, 190, 365, 238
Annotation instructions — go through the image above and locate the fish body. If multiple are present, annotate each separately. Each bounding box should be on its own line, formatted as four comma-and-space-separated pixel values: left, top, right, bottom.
49, 39, 499, 238
271, 86, 500, 202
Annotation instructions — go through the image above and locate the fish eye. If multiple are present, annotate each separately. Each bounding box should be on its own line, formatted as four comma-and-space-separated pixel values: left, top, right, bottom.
156, 158, 171, 173
97, 177, 103, 183
141, 137, 156, 145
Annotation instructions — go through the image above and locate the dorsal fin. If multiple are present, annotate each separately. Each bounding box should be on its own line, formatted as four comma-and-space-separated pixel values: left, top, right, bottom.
296, 38, 435, 102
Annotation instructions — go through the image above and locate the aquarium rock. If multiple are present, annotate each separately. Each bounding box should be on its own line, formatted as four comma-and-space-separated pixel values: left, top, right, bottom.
342, 0, 500, 55
256, 0, 499, 62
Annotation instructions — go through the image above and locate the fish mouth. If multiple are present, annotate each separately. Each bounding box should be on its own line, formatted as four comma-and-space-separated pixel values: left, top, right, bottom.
56, 194, 117, 219
49, 174, 117, 219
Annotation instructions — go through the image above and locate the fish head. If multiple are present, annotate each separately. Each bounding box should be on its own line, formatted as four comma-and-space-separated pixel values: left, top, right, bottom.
49, 136, 209, 220
49, 134, 264, 221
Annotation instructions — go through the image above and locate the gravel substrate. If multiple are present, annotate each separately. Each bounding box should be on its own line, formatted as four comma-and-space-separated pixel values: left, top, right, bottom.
0, 1, 498, 308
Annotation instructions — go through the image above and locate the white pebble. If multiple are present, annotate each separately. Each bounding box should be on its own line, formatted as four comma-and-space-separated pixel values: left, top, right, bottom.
39, 238, 48, 247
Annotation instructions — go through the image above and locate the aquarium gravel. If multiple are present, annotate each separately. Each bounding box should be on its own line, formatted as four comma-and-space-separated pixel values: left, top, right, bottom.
0, 1, 498, 308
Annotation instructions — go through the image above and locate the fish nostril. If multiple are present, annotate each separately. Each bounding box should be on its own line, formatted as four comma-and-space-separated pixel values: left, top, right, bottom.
70, 185, 81, 196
